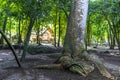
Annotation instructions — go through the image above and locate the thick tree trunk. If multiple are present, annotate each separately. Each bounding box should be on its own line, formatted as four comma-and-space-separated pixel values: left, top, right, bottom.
35, 0, 115, 79
58, 0, 94, 76
63, 0, 88, 58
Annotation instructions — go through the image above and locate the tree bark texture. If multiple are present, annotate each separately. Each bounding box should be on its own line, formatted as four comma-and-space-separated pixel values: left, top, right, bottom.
63, 0, 88, 58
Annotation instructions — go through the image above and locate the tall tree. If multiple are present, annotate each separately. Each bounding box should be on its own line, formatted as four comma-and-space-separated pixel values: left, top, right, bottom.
20, 16, 36, 61
35, 0, 114, 79
20, 0, 38, 61
20, 0, 52, 61
63, 0, 88, 58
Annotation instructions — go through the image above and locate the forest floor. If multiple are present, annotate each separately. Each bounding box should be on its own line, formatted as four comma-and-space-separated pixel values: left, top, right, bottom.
0, 47, 120, 80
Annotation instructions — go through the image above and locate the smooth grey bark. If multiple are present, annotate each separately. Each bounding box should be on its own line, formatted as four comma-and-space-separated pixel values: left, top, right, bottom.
63, 0, 88, 58
35, 0, 115, 79
61, 0, 114, 78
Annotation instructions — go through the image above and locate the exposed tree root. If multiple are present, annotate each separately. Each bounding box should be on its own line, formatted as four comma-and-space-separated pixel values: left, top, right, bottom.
34, 53, 117, 80
34, 64, 63, 70
83, 52, 117, 80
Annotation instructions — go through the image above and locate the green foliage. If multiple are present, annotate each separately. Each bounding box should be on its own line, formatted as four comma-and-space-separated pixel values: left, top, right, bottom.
0, 0, 119, 49
86, 0, 120, 48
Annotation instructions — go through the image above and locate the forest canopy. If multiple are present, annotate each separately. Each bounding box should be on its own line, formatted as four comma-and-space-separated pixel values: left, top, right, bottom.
0, 0, 120, 49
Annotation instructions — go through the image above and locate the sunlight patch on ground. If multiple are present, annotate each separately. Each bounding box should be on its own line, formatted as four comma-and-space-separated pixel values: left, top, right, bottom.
5, 71, 51, 80
0, 58, 3, 61
104, 63, 120, 76
0, 51, 14, 61
4, 73, 34, 80
105, 63, 120, 71
1, 52, 9, 55
110, 53, 120, 56
37, 75, 51, 80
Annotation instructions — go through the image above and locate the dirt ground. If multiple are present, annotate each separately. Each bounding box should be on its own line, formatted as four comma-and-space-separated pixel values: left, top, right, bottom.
0, 48, 120, 80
